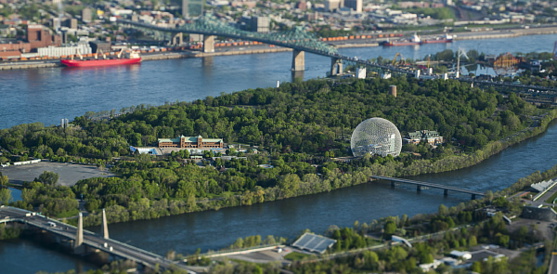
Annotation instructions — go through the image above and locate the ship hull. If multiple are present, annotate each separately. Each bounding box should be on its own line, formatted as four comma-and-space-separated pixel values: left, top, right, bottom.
61, 58, 141, 67
383, 39, 452, 46
420, 39, 453, 44
382, 41, 420, 47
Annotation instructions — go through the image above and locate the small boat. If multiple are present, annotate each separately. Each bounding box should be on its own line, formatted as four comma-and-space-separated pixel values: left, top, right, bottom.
61, 50, 141, 67
383, 33, 421, 47
420, 34, 454, 44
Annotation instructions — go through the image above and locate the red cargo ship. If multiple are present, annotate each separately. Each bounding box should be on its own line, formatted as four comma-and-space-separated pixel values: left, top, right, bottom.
61, 50, 141, 67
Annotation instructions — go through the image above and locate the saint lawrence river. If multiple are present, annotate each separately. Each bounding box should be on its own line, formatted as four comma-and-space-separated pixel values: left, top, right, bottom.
1, 34, 557, 273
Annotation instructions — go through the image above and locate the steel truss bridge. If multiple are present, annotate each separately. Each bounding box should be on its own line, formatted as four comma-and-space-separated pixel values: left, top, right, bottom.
118, 16, 557, 101
117, 16, 414, 75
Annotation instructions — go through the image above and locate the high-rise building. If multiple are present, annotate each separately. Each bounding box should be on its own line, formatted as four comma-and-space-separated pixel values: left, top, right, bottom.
344, 0, 362, 12
64, 18, 78, 29
82, 8, 92, 23
182, 0, 204, 18
251, 16, 270, 33
325, 0, 342, 11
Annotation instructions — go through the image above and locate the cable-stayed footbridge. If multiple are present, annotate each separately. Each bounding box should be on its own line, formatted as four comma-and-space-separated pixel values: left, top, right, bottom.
0, 206, 194, 272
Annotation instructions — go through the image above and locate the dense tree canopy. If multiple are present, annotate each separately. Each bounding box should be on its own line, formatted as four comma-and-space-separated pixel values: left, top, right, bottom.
0, 77, 538, 161
0, 77, 547, 221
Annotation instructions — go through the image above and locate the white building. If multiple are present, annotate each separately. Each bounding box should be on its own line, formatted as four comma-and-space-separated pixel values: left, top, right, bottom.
37, 42, 92, 57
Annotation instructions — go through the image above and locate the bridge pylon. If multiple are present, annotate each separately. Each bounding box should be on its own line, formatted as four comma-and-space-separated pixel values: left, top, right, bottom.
330, 58, 343, 76
74, 212, 84, 251
102, 208, 109, 239
292, 50, 305, 71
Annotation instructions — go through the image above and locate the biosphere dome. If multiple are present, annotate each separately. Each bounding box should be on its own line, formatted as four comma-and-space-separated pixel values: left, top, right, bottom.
351, 118, 402, 157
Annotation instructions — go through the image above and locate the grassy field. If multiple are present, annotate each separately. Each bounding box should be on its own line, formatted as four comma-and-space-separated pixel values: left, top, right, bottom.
284, 251, 311, 261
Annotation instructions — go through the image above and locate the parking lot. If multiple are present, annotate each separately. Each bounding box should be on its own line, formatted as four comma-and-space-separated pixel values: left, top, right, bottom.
0, 161, 114, 186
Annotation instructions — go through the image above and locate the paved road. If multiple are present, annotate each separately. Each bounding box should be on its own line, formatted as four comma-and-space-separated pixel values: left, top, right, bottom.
550, 252, 557, 274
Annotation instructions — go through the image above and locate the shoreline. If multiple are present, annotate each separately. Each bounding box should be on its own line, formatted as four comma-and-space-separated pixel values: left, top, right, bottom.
1, 25, 557, 70
77, 104, 557, 228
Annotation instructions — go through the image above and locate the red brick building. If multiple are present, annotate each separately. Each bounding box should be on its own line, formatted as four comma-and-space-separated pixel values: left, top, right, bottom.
0, 40, 31, 53
0, 50, 21, 60
158, 135, 224, 149
27, 24, 61, 50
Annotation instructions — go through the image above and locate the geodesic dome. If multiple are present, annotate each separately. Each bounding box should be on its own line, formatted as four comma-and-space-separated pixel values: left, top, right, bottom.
351, 118, 402, 157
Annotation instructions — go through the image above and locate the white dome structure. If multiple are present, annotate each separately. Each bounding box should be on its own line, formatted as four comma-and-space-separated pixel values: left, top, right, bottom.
351, 118, 402, 157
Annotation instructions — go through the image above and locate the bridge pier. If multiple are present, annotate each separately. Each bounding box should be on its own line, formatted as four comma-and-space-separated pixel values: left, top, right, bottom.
330, 58, 343, 76
291, 70, 304, 82
417, 185, 422, 192
471, 194, 476, 200
203, 35, 215, 53
356, 66, 367, 79
292, 50, 305, 71
444, 189, 448, 196
170, 32, 183, 46
391, 181, 396, 188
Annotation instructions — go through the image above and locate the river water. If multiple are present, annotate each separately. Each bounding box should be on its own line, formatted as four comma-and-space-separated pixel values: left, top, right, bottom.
1, 34, 556, 130
1, 34, 557, 273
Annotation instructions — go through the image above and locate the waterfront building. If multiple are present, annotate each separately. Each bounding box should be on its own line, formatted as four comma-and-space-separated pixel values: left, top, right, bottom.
37, 41, 92, 57
158, 135, 224, 149
27, 24, 62, 50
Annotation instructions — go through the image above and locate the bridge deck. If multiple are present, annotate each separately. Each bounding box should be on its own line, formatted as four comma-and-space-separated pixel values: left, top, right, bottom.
0, 206, 192, 272
120, 19, 557, 97
371, 175, 485, 196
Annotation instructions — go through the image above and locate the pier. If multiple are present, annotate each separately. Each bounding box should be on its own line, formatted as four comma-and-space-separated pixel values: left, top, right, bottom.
371, 175, 485, 199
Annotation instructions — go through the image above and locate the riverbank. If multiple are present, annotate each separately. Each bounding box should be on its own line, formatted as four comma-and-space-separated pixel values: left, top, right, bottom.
0, 47, 292, 70
73, 81, 557, 228
454, 25, 557, 40
141, 47, 292, 60
2, 25, 557, 70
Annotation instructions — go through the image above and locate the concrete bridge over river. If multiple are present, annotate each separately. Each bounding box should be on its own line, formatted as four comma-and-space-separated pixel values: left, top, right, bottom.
371, 175, 486, 200
0, 206, 193, 272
